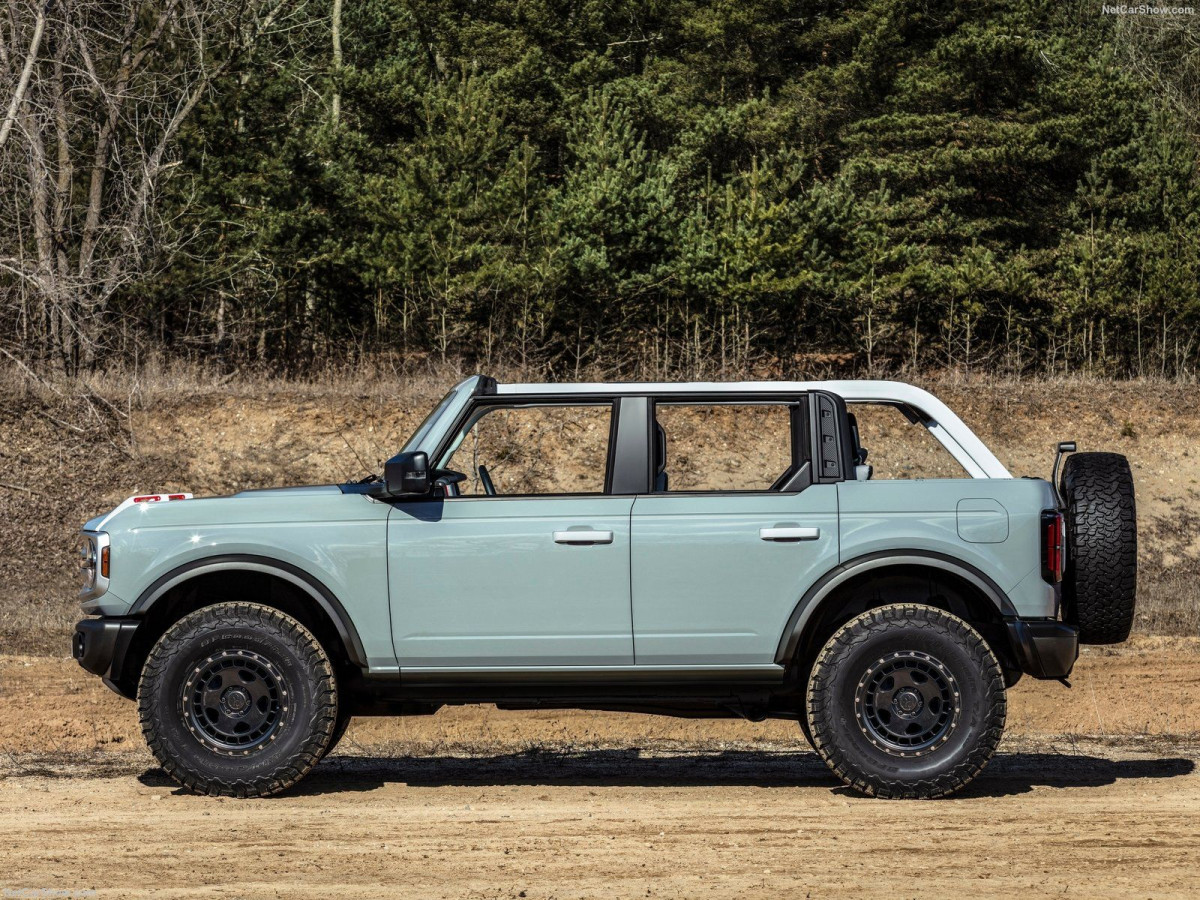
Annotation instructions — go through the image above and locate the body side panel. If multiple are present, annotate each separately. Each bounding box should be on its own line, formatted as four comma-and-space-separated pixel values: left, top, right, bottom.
837, 478, 1058, 617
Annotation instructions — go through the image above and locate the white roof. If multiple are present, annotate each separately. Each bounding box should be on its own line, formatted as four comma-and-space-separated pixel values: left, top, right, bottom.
495, 379, 1011, 478
501, 378, 927, 399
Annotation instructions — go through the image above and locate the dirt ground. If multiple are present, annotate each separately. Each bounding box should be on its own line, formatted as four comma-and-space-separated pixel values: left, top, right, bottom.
2, 638, 1200, 898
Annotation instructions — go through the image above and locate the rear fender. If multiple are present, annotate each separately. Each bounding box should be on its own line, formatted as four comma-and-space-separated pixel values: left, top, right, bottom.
774, 550, 1016, 666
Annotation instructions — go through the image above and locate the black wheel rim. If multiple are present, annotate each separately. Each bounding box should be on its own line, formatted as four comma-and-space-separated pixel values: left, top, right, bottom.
854, 650, 959, 757
181, 649, 289, 756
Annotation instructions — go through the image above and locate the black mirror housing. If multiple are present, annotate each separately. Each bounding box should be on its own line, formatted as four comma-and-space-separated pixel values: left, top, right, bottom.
384, 451, 431, 497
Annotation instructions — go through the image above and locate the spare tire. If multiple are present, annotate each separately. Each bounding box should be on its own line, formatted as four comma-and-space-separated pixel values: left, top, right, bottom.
1059, 452, 1137, 644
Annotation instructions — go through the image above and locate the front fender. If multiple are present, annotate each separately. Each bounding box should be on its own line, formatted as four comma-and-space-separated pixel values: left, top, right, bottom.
129, 554, 370, 669
96, 493, 395, 670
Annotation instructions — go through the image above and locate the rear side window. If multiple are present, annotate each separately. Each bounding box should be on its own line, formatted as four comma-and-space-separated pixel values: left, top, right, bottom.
653, 403, 796, 492
848, 402, 969, 479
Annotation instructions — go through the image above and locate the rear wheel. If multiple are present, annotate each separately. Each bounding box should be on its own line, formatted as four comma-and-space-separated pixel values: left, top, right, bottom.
138, 602, 338, 797
805, 604, 1006, 799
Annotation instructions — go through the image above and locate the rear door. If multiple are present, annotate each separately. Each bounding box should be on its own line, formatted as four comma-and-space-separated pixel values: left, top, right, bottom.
630, 395, 840, 666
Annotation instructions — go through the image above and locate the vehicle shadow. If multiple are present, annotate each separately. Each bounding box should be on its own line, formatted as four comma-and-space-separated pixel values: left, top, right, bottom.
957, 750, 1196, 798
137, 748, 1196, 798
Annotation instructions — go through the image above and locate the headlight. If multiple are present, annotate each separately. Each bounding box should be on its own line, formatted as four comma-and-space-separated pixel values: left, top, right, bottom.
78, 537, 97, 588
77, 532, 110, 595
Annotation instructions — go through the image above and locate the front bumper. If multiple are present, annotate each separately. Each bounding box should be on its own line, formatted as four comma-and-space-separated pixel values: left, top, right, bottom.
1006, 619, 1079, 679
73, 617, 140, 696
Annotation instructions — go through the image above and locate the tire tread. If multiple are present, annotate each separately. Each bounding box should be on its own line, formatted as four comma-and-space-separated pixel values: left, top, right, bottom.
137, 602, 337, 798
805, 603, 1006, 800
1060, 452, 1137, 644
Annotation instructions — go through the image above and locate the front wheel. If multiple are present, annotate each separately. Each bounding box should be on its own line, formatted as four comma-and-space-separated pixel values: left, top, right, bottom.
805, 604, 1006, 799
320, 705, 353, 759
138, 602, 338, 797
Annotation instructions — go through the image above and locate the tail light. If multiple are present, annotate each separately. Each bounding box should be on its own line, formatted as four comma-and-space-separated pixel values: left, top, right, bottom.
1042, 510, 1064, 583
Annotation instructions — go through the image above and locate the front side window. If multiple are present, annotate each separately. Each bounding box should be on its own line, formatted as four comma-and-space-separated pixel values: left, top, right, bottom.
440, 403, 613, 496
653, 402, 797, 492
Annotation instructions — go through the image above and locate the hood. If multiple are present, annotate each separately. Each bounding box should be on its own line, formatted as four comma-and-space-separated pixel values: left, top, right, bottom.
83, 484, 350, 533
231, 485, 343, 498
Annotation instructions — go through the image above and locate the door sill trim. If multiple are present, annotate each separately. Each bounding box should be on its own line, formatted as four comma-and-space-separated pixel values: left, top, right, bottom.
395, 664, 786, 684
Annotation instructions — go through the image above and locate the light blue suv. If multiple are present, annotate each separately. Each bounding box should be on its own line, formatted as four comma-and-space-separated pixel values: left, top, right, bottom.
72, 376, 1137, 798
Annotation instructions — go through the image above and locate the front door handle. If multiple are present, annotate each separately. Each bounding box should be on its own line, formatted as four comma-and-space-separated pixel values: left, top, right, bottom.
759, 527, 821, 542
554, 530, 614, 545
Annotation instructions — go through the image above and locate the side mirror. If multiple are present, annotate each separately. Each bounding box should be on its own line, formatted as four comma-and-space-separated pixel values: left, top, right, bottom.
384, 451, 431, 497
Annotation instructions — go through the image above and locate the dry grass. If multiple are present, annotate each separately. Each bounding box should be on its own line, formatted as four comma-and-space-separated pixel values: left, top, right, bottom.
1, 361, 1197, 655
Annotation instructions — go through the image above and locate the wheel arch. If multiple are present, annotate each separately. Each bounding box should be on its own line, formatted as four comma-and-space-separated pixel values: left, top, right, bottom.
776, 551, 1018, 675
113, 555, 368, 696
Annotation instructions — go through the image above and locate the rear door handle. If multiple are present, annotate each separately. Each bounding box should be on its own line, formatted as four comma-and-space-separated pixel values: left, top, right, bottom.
759, 527, 821, 542
554, 530, 614, 545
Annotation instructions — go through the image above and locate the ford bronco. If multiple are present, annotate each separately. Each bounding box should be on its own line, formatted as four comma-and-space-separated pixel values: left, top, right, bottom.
72, 377, 1137, 798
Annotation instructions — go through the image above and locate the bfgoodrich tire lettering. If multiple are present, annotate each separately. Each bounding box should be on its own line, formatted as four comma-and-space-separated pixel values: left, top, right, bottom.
138, 602, 337, 798
805, 604, 1006, 800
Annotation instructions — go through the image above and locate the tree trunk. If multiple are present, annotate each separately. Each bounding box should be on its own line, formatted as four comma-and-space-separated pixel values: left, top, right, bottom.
331, 0, 343, 124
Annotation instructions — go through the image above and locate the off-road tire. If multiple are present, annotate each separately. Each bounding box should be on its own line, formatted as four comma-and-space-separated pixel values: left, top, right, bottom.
321, 706, 353, 759
805, 604, 1006, 799
1060, 452, 1137, 644
798, 711, 814, 748
138, 602, 337, 797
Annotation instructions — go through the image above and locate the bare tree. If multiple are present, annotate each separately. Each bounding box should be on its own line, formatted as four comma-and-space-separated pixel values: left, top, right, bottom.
330, 0, 341, 123
1115, 14, 1200, 141
0, 0, 300, 372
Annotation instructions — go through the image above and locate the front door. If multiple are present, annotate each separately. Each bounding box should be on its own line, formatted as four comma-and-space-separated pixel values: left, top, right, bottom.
631, 398, 840, 666
388, 400, 634, 667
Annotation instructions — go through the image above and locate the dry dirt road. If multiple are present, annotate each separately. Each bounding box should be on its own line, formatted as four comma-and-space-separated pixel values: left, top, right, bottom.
2, 638, 1200, 899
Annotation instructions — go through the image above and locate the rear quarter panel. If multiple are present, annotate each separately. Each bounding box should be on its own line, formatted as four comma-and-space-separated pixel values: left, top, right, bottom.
837, 478, 1059, 618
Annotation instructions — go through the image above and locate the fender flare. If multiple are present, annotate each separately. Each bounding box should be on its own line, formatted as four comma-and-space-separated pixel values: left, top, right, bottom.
774, 550, 1017, 666
130, 554, 369, 669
